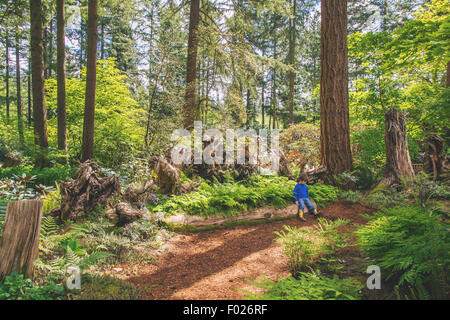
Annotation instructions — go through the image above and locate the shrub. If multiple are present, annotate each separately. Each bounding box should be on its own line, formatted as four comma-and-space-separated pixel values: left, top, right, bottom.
280, 123, 320, 172
308, 184, 339, 208
0, 271, 65, 300
340, 190, 364, 203
244, 272, 362, 300
274, 225, 327, 274
0, 165, 76, 187
356, 206, 449, 299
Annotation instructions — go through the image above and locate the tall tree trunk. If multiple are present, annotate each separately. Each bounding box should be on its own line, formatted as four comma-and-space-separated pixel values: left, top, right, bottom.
81, 0, 98, 162
43, 25, 48, 79
319, 0, 353, 174
184, 0, 200, 130
5, 32, 10, 123
261, 49, 265, 127
382, 108, 415, 186
288, 0, 296, 124
15, 29, 24, 145
27, 57, 32, 126
57, 0, 67, 154
49, 18, 54, 78
100, 20, 104, 59
30, 0, 50, 168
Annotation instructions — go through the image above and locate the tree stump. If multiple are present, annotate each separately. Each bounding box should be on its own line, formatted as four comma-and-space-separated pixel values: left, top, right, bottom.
50, 161, 121, 221
381, 108, 415, 187
0, 200, 43, 281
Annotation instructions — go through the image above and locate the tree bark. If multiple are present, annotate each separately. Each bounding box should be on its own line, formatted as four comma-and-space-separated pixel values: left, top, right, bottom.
27, 57, 32, 126
288, 0, 296, 124
30, 0, 50, 168
382, 108, 415, 186
184, 0, 200, 130
5, 32, 10, 123
0, 200, 43, 281
81, 0, 98, 162
319, 0, 353, 174
57, 0, 67, 154
15, 28, 24, 145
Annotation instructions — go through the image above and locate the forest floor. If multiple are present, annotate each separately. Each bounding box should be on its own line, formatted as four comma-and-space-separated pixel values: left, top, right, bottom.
118, 200, 374, 300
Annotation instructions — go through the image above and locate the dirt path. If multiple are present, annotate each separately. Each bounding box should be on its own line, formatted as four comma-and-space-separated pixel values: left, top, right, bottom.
125, 200, 372, 300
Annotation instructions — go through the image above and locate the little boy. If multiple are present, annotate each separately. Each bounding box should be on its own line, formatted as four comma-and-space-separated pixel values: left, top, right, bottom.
293, 173, 319, 222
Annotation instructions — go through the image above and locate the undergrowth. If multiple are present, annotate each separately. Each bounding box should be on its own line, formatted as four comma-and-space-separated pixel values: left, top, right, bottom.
150, 175, 338, 218
356, 206, 449, 299
244, 272, 361, 300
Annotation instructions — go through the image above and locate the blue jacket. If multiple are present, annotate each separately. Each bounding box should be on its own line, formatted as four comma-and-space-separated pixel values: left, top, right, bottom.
293, 183, 309, 201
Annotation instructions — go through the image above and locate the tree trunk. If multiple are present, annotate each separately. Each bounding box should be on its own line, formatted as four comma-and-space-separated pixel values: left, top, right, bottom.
27, 57, 32, 126
424, 134, 444, 181
16, 28, 24, 146
57, 0, 67, 155
49, 18, 54, 78
0, 200, 43, 281
81, 0, 98, 162
30, 0, 50, 168
5, 32, 10, 123
288, 0, 296, 124
319, 0, 353, 174
382, 108, 415, 186
184, 0, 200, 130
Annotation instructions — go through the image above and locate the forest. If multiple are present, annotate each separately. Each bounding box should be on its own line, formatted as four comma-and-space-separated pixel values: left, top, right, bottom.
0, 0, 448, 302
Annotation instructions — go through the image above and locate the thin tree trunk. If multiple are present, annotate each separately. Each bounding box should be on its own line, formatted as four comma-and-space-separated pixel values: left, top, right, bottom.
261, 49, 265, 127
43, 25, 48, 79
57, 0, 67, 155
288, 0, 296, 124
49, 18, 54, 78
81, 0, 98, 162
184, 0, 200, 130
30, 0, 50, 168
27, 57, 32, 126
100, 20, 104, 59
319, 0, 353, 174
271, 33, 277, 130
15, 28, 24, 145
5, 32, 10, 123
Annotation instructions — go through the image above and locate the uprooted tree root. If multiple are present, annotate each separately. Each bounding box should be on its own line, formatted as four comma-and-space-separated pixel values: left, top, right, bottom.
50, 160, 121, 221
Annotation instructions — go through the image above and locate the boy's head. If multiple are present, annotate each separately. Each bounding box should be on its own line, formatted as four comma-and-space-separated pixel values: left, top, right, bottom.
298, 173, 308, 184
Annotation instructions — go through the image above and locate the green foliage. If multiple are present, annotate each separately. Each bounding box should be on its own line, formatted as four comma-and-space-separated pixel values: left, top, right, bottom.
340, 190, 364, 203
244, 272, 361, 300
308, 184, 339, 208
356, 206, 449, 298
280, 122, 320, 172
71, 274, 144, 300
411, 172, 450, 210
275, 218, 350, 275
45, 58, 144, 168
274, 225, 326, 274
151, 175, 339, 218
0, 165, 76, 187
0, 272, 65, 300
363, 183, 408, 208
